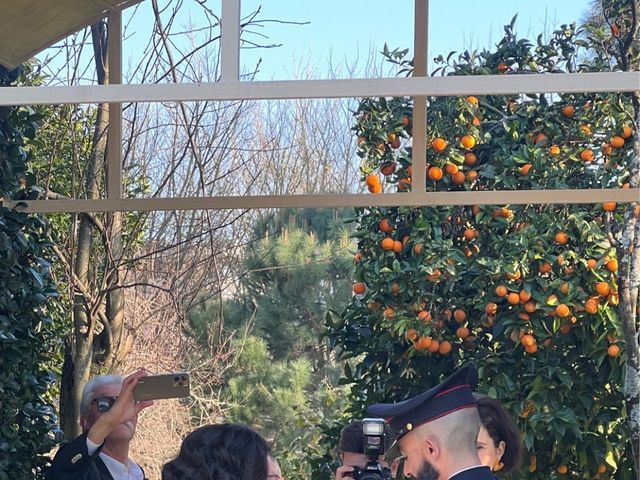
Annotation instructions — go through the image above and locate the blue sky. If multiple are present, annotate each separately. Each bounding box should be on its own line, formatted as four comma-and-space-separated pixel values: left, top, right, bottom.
41, 1, 591, 82
235, 0, 591, 80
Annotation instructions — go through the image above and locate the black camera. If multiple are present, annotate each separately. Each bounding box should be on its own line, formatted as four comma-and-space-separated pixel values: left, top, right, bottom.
347, 418, 392, 480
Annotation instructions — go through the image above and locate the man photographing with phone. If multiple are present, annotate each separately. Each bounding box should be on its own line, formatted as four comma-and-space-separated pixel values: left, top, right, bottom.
47, 369, 154, 480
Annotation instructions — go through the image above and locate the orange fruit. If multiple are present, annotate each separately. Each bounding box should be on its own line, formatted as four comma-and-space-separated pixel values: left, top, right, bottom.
406, 165, 414, 177
556, 254, 565, 266
438, 341, 452, 355
390, 282, 401, 295
380, 162, 396, 176
426, 269, 442, 282
608, 344, 621, 357
397, 177, 411, 191
521, 334, 535, 347
381, 237, 395, 250
426, 339, 440, 353
383, 307, 395, 319
580, 125, 592, 136
415, 335, 432, 351
519, 163, 532, 176
352, 282, 366, 295
539, 262, 552, 274
466, 96, 479, 106
596, 282, 611, 296
519, 290, 532, 303
497, 62, 509, 73
464, 152, 477, 166
428, 166, 443, 181
602, 143, 612, 156
413, 243, 424, 255
621, 125, 633, 139
418, 310, 432, 323
606, 258, 618, 272
597, 464, 607, 475
405, 328, 418, 342
580, 149, 594, 162
557, 465, 568, 475
472, 116, 481, 126
365, 173, 380, 187
379, 218, 393, 233
460, 135, 476, 149
555, 231, 569, 245
525, 343, 538, 354
466, 170, 478, 181
393, 240, 403, 253
561, 105, 575, 118
452, 171, 466, 185
453, 309, 467, 323
431, 137, 447, 152
486, 302, 498, 314
610, 135, 625, 149
463, 228, 475, 241
368, 183, 382, 193
586, 258, 597, 269
524, 301, 537, 313
560, 282, 570, 295
456, 327, 470, 340
445, 163, 459, 175
555, 304, 570, 318
505, 269, 522, 281
507, 292, 520, 305
585, 299, 599, 314
368, 301, 381, 311
548, 145, 560, 156
495, 285, 508, 297
602, 202, 617, 212
534, 133, 547, 144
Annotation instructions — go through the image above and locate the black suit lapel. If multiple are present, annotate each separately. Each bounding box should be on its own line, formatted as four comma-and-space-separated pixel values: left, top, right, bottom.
95, 457, 115, 480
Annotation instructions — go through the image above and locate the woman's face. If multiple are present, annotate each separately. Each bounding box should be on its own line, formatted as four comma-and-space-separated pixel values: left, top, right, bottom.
477, 425, 505, 471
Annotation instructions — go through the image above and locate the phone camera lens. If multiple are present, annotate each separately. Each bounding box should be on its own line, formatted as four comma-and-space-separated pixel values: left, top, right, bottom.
181, 375, 187, 381
174, 376, 180, 382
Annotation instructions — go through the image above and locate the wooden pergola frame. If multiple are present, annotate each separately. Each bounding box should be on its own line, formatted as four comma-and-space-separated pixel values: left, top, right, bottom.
0, 0, 638, 214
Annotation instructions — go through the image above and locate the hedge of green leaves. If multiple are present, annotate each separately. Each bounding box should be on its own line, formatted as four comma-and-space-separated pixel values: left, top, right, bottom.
0, 65, 60, 480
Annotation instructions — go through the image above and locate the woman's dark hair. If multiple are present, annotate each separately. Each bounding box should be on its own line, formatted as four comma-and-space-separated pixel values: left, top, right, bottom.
162, 423, 269, 480
474, 394, 523, 472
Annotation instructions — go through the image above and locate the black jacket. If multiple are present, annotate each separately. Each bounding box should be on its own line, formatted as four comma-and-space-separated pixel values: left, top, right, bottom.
450, 465, 498, 480
46, 433, 145, 480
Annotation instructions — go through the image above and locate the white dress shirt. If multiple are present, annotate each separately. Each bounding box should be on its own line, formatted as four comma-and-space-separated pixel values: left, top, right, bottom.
86, 438, 144, 480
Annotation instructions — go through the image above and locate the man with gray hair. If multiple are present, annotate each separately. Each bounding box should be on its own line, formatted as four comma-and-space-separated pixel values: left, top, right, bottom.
367, 365, 496, 480
47, 369, 153, 480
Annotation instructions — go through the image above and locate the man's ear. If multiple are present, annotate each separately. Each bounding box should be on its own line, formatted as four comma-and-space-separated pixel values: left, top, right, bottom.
80, 415, 90, 433
422, 435, 440, 461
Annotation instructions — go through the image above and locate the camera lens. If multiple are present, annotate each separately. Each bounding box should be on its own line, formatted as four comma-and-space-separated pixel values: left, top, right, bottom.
174, 376, 180, 381
181, 375, 187, 381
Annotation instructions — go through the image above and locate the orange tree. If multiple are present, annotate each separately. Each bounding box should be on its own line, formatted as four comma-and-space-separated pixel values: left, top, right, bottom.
327, 10, 639, 480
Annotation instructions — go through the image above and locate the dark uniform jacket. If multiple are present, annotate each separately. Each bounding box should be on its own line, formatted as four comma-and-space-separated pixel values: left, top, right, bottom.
46, 432, 146, 480
449, 465, 498, 480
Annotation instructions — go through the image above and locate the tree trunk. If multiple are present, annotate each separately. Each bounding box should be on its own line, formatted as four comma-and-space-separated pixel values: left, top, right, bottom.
59, 20, 110, 439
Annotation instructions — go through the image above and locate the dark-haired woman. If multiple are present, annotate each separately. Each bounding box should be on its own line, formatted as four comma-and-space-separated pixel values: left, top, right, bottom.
474, 394, 523, 475
162, 423, 269, 480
